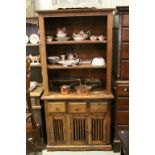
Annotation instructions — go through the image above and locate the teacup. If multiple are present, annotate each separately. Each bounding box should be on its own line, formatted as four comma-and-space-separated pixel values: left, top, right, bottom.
90, 35, 97, 41
98, 35, 105, 41
46, 36, 53, 42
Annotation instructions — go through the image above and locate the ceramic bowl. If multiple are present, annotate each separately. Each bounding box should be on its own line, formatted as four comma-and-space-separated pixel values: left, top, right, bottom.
90, 35, 97, 41
92, 57, 105, 66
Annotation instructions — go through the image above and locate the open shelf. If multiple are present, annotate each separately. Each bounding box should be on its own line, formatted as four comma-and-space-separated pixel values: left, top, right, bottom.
46, 40, 107, 45
41, 90, 114, 100
47, 64, 106, 69
30, 63, 41, 67
26, 43, 39, 47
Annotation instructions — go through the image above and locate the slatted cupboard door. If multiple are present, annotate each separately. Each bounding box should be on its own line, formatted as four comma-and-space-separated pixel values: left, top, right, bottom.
49, 115, 67, 145
89, 114, 108, 144
70, 115, 88, 145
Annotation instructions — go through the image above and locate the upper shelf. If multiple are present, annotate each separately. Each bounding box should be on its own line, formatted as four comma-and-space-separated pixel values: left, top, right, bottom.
46, 40, 107, 45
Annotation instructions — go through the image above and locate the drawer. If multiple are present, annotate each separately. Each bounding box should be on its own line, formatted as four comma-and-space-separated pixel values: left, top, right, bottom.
122, 28, 129, 42
120, 60, 129, 80
121, 43, 129, 59
115, 125, 129, 139
90, 102, 108, 113
122, 15, 129, 27
47, 102, 66, 113
116, 84, 129, 97
68, 102, 87, 113
116, 111, 129, 125
116, 97, 129, 111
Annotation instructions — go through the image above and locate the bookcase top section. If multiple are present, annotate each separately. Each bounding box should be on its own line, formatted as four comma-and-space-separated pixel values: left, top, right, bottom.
36, 8, 114, 17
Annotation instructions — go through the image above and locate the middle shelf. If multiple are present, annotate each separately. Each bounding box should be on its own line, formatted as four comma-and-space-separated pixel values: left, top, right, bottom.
47, 64, 106, 69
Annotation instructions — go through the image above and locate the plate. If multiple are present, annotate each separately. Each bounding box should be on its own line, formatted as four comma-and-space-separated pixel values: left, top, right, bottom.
26, 35, 29, 44
54, 37, 70, 41
29, 33, 39, 44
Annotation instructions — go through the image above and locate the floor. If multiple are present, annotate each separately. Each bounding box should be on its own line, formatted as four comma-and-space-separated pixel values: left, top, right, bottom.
42, 150, 120, 155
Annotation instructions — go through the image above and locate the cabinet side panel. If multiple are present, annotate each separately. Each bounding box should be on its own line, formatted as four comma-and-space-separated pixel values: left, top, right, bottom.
38, 15, 49, 93
106, 13, 113, 94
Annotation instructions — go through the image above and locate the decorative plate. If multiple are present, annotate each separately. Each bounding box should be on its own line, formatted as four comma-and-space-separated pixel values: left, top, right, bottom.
26, 35, 29, 44
29, 33, 39, 44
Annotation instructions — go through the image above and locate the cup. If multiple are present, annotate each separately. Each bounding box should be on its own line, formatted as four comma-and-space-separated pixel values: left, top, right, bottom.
46, 36, 53, 42
60, 55, 65, 61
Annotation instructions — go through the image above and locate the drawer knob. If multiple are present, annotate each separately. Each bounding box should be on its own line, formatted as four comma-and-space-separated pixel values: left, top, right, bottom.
56, 108, 59, 111
124, 88, 128, 92
76, 108, 80, 111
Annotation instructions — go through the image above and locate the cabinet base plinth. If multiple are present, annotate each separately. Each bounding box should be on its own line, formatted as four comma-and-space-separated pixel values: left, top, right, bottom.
47, 145, 112, 151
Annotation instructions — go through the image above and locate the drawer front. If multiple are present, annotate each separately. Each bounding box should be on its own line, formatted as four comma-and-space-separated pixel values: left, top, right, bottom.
116, 111, 129, 125
121, 43, 129, 59
115, 125, 129, 139
122, 15, 129, 27
68, 102, 87, 113
117, 84, 129, 97
117, 97, 129, 111
90, 102, 108, 113
47, 102, 66, 113
122, 28, 129, 42
120, 61, 129, 80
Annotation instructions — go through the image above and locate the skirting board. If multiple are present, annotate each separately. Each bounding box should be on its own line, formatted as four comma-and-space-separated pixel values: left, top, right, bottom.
46, 145, 112, 151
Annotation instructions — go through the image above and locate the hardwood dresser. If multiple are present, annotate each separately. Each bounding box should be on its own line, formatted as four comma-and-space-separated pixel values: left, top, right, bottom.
37, 8, 114, 151
112, 6, 129, 152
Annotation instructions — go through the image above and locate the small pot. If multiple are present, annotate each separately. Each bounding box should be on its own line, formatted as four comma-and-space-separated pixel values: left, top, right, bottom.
60, 81, 80, 95
75, 83, 101, 95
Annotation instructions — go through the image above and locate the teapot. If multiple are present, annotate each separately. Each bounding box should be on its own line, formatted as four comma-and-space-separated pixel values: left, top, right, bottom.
67, 53, 78, 60
73, 30, 90, 41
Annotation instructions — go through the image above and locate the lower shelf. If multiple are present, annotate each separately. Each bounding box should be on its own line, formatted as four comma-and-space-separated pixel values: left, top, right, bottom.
46, 144, 112, 151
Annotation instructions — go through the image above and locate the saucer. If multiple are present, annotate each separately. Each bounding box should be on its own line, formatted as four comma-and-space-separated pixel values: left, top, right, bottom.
55, 37, 70, 41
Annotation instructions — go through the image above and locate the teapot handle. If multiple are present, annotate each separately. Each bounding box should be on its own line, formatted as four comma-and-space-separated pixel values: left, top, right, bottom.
73, 53, 78, 59
87, 31, 90, 37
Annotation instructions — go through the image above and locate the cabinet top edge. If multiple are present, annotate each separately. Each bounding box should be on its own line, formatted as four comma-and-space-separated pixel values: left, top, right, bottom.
41, 92, 114, 100
36, 8, 114, 15
116, 6, 129, 15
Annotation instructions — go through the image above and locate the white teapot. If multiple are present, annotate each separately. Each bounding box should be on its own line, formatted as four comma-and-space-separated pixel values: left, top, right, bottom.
73, 30, 90, 41
67, 53, 78, 60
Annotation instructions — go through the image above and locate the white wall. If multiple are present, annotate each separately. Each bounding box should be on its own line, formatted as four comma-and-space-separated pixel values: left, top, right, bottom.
34, 0, 129, 10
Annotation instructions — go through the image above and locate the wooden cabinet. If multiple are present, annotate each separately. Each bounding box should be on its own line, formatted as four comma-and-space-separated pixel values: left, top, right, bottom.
45, 101, 111, 150
112, 6, 129, 152
37, 9, 114, 151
